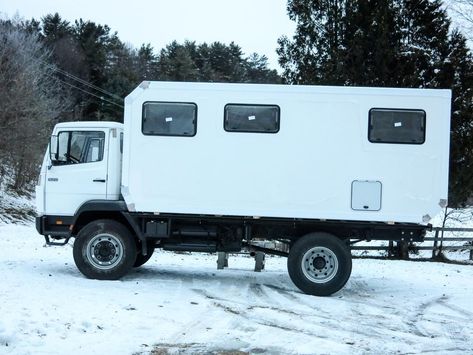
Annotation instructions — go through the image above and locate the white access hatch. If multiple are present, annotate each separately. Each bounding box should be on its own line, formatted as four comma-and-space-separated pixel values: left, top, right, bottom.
351, 181, 382, 211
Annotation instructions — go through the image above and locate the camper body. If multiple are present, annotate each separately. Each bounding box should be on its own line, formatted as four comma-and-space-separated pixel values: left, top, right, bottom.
35, 81, 451, 296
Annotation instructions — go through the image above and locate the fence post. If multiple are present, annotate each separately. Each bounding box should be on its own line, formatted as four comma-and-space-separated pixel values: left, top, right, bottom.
217, 252, 228, 269
388, 240, 394, 258
397, 241, 409, 260
432, 229, 439, 259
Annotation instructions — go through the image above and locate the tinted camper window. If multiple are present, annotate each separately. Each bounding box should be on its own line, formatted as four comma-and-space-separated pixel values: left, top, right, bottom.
224, 104, 280, 133
369, 109, 425, 144
142, 102, 197, 136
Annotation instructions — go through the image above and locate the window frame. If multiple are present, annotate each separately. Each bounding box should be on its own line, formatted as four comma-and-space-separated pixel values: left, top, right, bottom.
223, 103, 281, 134
53, 130, 105, 166
141, 101, 198, 137
368, 108, 426, 145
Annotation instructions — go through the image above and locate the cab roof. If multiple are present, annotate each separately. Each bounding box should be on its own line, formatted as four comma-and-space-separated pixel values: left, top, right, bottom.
54, 121, 123, 130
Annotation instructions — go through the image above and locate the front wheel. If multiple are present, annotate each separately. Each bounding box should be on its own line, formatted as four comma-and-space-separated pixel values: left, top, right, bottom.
287, 232, 352, 296
73, 219, 137, 280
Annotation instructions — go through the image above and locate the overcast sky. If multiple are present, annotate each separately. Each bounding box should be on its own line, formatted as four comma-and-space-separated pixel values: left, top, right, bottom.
0, 0, 296, 71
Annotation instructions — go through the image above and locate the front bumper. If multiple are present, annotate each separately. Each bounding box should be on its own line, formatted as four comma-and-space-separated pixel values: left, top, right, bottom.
35, 215, 73, 238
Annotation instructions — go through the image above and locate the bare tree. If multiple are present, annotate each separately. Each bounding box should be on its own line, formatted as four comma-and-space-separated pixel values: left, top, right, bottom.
0, 19, 70, 192
449, 0, 473, 41
432, 206, 473, 259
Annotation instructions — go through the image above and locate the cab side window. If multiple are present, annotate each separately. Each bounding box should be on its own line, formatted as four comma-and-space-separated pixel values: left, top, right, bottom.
55, 131, 105, 165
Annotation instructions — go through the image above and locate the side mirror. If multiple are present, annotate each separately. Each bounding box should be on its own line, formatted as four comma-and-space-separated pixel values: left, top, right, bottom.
49, 135, 58, 164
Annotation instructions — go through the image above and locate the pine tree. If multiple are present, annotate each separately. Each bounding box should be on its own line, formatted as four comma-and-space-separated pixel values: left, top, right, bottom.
397, 0, 451, 87
344, 0, 402, 86
439, 31, 473, 205
102, 36, 136, 120
72, 19, 116, 119
277, 0, 335, 84
245, 53, 281, 83
157, 41, 199, 81
156, 40, 281, 84
136, 43, 158, 81
42, 13, 72, 44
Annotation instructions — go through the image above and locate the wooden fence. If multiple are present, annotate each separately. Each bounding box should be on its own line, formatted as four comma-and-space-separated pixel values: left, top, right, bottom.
351, 227, 473, 260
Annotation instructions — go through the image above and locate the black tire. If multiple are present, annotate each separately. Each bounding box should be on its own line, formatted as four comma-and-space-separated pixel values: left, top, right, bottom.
287, 232, 352, 296
73, 219, 137, 280
133, 242, 155, 267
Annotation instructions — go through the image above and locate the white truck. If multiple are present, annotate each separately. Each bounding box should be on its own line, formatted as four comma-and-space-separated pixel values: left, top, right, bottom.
36, 81, 451, 296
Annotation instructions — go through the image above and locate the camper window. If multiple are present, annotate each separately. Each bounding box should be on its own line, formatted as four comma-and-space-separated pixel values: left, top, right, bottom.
142, 102, 197, 137
369, 108, 425, 144
224, 104, 280, 133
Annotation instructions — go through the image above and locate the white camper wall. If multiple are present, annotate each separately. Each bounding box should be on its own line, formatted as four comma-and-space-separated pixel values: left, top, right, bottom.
122, 82, 450, 224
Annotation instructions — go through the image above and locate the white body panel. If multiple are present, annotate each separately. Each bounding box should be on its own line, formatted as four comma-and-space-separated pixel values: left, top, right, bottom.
122, 82, 451, 224
37, 122, 123, 216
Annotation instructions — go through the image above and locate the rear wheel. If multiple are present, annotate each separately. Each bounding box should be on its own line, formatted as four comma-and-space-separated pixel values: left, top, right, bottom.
73, 219, 137, 280
287, 232, 352, 296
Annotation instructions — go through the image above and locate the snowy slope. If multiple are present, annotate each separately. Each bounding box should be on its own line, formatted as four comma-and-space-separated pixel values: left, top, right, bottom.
0, 186, 35, 224
0, 224, 472, 355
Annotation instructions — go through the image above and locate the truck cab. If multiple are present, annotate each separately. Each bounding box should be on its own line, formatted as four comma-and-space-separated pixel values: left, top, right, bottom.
36, 122, 123, 230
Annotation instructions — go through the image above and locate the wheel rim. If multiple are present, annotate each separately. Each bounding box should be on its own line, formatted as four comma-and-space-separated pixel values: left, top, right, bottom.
86, 233, 124, 270
301, 246, 339, 283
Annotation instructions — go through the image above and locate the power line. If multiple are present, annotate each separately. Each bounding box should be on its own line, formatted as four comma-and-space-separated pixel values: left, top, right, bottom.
53, 75, 124, 109
40, 59, 124, 104
52, 65, 123, 101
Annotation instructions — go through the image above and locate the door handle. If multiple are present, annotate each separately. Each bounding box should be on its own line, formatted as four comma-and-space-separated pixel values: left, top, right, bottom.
93, 179, 106, 183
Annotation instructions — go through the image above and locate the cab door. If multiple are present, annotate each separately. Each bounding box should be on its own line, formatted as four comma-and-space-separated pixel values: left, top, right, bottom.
45, 129, 108, 216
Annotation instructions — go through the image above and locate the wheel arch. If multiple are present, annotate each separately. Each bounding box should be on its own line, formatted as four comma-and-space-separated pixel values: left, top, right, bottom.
288, 228, 350, 249
71, 200, 140, 241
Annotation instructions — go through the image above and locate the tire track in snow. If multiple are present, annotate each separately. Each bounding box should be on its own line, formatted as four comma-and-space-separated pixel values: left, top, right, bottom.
196, 283, 395, 342
193, 285, 335, 341
74, 256, 473, 353
159, 272, 473, 353
211, 300, 327, 339
400, 294, 473, 354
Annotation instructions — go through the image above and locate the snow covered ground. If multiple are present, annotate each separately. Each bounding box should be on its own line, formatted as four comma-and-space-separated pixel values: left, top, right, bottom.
1, 224, 473, 355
